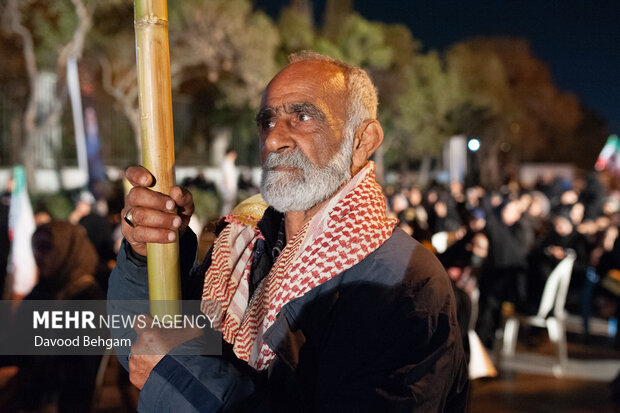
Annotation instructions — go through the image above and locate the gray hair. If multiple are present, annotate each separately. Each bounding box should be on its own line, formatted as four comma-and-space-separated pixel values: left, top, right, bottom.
288, 51, 379, 136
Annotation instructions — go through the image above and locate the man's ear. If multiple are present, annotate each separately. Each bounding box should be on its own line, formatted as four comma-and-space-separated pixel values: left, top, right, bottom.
350, 119, 384, 175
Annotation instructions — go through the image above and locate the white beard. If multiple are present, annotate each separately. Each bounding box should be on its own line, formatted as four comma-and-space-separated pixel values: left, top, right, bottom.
260, 135, 353, 213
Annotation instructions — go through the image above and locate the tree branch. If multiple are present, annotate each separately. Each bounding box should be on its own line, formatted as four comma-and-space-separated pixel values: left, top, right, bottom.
99, 55, 141, 153
6, 0, 38, 135
56, 0, 92, 77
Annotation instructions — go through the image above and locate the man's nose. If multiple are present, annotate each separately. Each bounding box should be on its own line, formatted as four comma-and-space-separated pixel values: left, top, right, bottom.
264, 120, 295, 154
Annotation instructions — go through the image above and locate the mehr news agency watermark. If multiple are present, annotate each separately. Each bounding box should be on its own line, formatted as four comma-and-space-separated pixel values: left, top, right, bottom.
0, 300, 222, 356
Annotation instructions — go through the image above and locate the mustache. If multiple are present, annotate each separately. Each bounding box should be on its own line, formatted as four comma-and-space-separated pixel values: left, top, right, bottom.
263, 150, 313, 170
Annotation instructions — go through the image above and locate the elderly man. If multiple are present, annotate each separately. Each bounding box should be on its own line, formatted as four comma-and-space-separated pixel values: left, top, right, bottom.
109, 51, 469, 412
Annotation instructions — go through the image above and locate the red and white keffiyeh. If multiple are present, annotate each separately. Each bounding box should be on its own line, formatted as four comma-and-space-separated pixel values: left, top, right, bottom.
201, 162, 397, 370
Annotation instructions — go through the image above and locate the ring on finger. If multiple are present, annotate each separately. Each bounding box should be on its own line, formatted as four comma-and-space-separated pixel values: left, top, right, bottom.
124, 208, 135, 228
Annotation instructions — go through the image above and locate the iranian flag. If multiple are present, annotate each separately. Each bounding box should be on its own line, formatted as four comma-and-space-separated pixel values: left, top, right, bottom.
7, 166, 37, 298
595, 134, 620, 173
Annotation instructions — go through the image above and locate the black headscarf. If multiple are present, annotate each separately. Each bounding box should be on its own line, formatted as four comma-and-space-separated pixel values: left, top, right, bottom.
28, 221, 99, 299
1, 222, 103, 412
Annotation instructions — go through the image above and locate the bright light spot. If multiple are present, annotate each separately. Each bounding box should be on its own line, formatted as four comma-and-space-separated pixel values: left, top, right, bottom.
467, 138, 481, 152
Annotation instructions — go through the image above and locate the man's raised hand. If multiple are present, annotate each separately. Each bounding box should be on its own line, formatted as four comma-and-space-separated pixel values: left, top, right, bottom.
121, 166, 194, 256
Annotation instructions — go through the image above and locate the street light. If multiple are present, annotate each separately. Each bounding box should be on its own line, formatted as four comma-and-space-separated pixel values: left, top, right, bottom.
466, 138, 481, 187
467, 138, 481, 152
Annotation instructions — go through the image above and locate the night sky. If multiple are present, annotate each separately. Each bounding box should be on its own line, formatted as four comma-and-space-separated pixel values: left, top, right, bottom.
255, 0, 620, 133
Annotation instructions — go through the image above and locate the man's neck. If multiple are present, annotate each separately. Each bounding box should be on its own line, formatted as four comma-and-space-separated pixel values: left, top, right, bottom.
283, 199, 326, 242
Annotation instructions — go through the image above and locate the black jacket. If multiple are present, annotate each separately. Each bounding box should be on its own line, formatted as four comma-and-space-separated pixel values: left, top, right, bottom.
109, 212, 469, 412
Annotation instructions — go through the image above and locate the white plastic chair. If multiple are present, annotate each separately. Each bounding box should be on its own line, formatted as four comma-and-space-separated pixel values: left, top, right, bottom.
501, 251, 576, 374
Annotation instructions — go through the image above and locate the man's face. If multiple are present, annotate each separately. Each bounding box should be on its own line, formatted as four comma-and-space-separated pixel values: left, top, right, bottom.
257, 61, 353, 212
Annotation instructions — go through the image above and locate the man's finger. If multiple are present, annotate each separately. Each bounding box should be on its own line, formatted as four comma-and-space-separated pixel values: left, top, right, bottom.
125, 165, 155, 187
127, 186, 177, 213
170, 186, 194, 216
129, 225, 178, 244
129, 206, 181, 231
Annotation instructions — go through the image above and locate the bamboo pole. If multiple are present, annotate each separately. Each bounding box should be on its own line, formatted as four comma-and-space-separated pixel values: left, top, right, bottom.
134, 0, 181, 318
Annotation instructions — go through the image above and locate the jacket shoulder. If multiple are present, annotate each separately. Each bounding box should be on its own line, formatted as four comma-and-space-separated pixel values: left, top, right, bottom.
371, 229, 449, 282
364, 228, 454, 313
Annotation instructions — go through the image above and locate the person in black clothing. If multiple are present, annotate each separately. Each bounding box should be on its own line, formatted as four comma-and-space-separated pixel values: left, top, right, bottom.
398, 187, 432, 245
428, 191, 462, 235
71, 200, 116, 292
0, 221, 104, 412
109, 52, 469, 411
527, 205, 588, 310
526, 191, 552, 242
595, 225, 620, 346
476, 196, 531, 348
579, 171, 606, 221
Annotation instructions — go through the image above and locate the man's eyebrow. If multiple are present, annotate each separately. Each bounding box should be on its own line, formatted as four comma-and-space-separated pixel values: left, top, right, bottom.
255, 103, 327, 125
255, 107, 275, 125
285, 102, 326, 121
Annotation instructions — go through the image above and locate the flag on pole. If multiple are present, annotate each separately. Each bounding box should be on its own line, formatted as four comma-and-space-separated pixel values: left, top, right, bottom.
7, 166, 37, 297
84, 105, 106, 198
67, 57, 89, 188
595, 134, 620, 173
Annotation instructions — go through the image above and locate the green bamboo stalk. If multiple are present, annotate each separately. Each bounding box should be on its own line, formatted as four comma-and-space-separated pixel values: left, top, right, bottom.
134, 0, 181, 318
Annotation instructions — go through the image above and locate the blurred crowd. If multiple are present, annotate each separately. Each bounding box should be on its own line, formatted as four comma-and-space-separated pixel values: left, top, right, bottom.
0, 166, 619, 411
0, 186, 127, 412
0, 160, 250, 411
384, 171, 620, 350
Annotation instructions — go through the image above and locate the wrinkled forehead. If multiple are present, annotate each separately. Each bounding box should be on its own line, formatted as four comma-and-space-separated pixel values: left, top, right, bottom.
261, 60, 347, 109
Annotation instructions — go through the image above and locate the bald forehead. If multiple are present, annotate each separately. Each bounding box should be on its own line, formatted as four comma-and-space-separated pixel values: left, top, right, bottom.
265, 60, 347, 100
258, 60, 349, 132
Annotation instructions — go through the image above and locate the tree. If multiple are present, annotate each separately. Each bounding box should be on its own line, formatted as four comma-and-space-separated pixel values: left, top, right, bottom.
93, 0, 279, 163
443, 38, 585, 186
3, 1, 598, 188
0, 23, 29, 166
453, 38, 582, 162
3, 0, 94, 191
276, 3, 341, 65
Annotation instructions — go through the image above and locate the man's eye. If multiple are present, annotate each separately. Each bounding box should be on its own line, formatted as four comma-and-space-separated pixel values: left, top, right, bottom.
298, 113, 311, 122
261, 119, 275, 129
